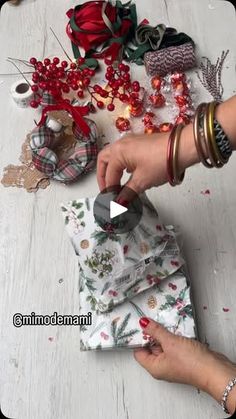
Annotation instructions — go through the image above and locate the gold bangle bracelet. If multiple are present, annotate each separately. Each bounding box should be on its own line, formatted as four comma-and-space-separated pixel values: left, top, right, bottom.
193, 103, 213, 168
172, 123, 185, 185
208, 101, 228, 165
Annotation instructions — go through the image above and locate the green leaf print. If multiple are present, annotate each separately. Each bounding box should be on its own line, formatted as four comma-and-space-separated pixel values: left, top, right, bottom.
129, 301, 146, 318
85, 198, 90, 211
65, 216, 69, 225
91, 230, 121, 246
166, 295, 176, 305
61, 206, 67, 212
72, 201, 83, 210
111, 313, 139, 346
77, 211, 85, 219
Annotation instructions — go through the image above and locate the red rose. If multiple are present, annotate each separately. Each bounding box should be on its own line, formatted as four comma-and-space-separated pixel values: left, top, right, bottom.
66, 1, 135, 60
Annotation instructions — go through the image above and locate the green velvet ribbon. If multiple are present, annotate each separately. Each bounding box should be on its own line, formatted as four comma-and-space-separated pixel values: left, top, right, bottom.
124, 25, 195, 65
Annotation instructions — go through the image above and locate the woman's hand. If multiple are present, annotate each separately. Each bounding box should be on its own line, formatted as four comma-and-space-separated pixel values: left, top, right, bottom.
134, 318, 236, 415
97, 124, 199, 193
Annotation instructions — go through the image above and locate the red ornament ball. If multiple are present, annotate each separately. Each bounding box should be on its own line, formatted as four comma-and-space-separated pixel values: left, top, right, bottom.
159, 122, 173, 133
144, 124, 159, 134
149, 93, 165, 108
151, 76, 162, 91
115, 117, 131, 132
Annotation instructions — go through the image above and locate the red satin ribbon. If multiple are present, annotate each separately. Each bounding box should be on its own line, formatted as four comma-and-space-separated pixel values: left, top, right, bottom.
37, 101, 91, 135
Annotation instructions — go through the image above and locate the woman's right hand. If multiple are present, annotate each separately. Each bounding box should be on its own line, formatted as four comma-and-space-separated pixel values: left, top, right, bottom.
97, 123, 199, 194
134, 318, 236, 415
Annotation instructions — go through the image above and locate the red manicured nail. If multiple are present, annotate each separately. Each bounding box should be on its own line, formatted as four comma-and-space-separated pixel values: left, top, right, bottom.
116, 197, 129, 207
139, 317, 150, 328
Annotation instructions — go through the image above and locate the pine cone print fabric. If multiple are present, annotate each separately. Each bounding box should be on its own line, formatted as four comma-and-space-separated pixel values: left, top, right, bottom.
61, 194, 184, 311
79, 270, 196, 350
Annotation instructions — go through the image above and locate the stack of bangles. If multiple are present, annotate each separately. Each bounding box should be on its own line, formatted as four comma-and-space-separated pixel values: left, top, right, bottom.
166, 101, 233, 186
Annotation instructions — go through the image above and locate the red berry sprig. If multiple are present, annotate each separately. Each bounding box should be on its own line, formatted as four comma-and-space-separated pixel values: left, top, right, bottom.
28, 56, 96, 108
84, 62, 142, 112
27, 56, 143, 113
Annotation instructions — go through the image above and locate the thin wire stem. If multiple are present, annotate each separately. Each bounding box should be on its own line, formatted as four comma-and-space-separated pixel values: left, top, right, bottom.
0, 72, 34, 76
50, 27, 72, 62
7, 57, 34, 68
6, 59, 31, 86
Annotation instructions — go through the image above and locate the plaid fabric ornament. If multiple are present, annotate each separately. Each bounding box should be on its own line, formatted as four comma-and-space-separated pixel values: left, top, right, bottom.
30, 117, 99, 183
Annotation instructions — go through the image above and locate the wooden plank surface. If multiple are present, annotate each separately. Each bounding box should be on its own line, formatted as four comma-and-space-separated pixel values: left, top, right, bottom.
0, 1, 235, 418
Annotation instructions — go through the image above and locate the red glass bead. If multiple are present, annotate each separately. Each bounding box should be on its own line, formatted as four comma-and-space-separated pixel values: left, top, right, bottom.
32, 72, 39, 81
107, 103, 115, 111
104, 58, 112, 65
149, 93, 165, 108
171, 72, 186, 88
61, 61, 68, 68
100, 90, 109, 98
132, 81, 140, 92
30, 100, 39, 108
62, 84, 70, 93
82, 68, 90, 76
107, 65, 114, 74
77, 90, 84, 98
119, 93, 129, 102
123, 73, 130, 82
53, 57, 60, 65
44, 58, 51, 66
88, 69, 95, 77
115, 117, 131, 132
70, 62, 77, 70
39, 81, 47, 90
94, 85, 101, 94
159, 122, 173, 132
118, 63, 126, 72
83, 77, 90, 87
124, 65, 130, 73
97, 101, 105, 109
57, 71, 64, 78
78, 57, 85, 66
29, 57, 37, 66
105, 72, 113, 81
31, 84, 39, 92
71, 83, 78, 91
151, 76, 162, 91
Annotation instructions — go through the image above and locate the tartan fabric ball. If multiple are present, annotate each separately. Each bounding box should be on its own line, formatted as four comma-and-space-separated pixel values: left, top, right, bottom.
30, 118, 99, 183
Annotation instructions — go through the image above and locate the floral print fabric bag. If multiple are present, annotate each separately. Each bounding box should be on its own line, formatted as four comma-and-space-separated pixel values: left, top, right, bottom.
61, 194, 184, 312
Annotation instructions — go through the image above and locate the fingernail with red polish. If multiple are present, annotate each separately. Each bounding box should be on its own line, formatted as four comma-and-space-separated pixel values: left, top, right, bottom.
139, 317, 150, 328
116, 198, 129, 207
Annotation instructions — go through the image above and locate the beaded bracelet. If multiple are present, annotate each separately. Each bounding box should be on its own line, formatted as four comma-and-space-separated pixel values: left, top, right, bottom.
221, 377, 236, 414
193, 101, 232, 169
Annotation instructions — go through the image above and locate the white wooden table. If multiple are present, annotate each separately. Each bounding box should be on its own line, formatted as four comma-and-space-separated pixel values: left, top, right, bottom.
0, 1, 235, 418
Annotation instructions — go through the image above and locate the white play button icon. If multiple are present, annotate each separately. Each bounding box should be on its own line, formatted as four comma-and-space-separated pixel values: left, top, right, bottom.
110, 200, 128, 219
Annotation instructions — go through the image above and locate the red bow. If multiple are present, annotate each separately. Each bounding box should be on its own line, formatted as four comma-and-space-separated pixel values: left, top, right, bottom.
37, 101, 90, 135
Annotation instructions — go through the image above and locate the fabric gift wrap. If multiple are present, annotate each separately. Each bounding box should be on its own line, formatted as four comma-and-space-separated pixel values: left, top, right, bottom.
144, 42, 196, 76
61, 194, 197, 350
79, 269, 196, 350
61, 194, 185, 312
